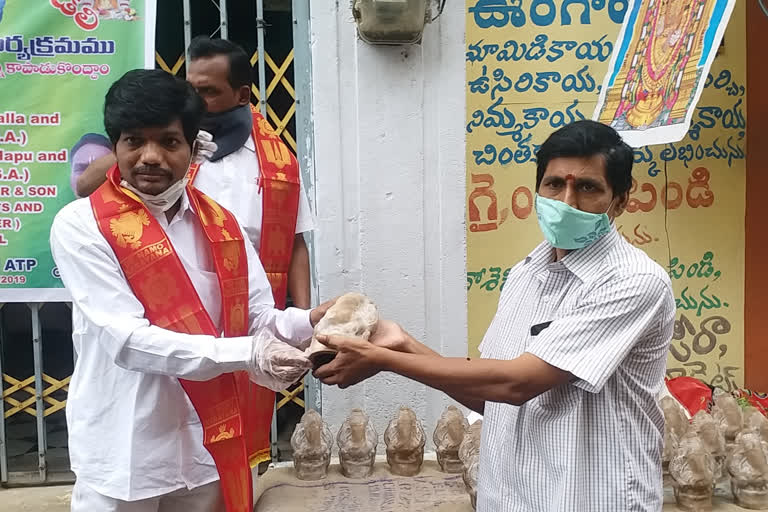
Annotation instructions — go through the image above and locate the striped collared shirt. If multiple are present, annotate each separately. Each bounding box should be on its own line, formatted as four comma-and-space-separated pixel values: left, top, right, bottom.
477, 228, 674, 512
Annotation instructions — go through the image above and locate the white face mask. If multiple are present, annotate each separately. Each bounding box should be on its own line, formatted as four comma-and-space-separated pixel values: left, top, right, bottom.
120, 177, 188, 214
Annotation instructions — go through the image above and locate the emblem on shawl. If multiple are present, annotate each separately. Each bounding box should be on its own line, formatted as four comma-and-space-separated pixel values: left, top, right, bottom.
210, 424, 236, 443
198, 195, 226, 227
256, 117, 277, 138
110, 210, 150, 249
229, 301, 246, 334
137, 267, 179, 310
222, 242, 240, 273
260, 139, 291, 170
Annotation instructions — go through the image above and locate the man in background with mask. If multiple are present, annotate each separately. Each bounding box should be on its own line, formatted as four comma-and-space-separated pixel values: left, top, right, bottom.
75, 36, 314, 310
52, 69, 327, 512
313, 121, 675, 511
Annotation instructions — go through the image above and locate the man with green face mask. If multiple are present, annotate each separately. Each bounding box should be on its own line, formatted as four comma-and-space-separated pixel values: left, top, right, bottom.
312, 120, 675, 511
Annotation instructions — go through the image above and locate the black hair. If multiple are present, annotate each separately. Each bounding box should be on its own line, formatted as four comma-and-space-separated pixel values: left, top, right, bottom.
535, 120, 633, 197
188, 36, 251, 89
104, 69, 205, 146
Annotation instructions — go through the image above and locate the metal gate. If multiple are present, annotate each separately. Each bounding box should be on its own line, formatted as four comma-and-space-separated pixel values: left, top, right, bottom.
0, 303, 73, 484
0, 0, 317, 486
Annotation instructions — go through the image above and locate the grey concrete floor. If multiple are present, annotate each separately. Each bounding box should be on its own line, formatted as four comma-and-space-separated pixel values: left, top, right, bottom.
0, 484, 72, 511
0, 481, 753, 511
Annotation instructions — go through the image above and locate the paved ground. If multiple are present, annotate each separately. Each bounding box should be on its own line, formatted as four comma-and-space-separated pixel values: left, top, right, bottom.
0, 484, 72, 511
0, 476, 750, 511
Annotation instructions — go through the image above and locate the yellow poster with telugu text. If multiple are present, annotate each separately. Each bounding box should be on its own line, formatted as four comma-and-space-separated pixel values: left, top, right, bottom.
466, 0, 746, 390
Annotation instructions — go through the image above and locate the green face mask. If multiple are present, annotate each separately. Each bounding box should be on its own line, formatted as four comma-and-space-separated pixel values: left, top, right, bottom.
535, 194, 612, 250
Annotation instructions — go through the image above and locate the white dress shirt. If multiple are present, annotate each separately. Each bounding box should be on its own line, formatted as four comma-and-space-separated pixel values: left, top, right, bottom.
477, 228, 675, 512
49, 191, 314, 502
193, 136, 315, 250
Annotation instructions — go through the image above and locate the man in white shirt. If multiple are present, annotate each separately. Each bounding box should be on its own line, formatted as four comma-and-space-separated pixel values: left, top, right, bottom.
75, 36, 314, 309
314, 121, 676, 511
52, 69, 328, 512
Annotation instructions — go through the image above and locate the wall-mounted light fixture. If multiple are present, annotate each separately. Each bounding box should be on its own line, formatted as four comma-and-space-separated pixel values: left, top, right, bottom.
352, 0, 446, 45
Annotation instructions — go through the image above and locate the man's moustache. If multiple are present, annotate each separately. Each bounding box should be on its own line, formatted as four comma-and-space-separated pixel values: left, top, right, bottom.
132, 166, 172, 178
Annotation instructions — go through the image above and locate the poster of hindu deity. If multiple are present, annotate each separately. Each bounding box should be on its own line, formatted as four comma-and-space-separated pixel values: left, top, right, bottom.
594, 0, 736, 147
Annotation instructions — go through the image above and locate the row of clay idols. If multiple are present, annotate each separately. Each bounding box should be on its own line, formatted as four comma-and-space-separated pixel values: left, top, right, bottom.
459, 419, 483, 510
296, 291, 484, 508
663, 392, 768, 510
290, 405, 483, 486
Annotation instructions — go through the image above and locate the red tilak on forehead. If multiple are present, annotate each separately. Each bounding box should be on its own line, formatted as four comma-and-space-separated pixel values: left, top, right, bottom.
565, 173, 575, 182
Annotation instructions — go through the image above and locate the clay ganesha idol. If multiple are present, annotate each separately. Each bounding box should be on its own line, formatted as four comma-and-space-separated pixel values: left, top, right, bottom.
662, 396, 689, 484
290, 409, 333, 480
712, 392, 743, 448
305, 292, 378, 367
384, 406, 426, 476
669, 430, 716, 512
743, 406, 768, 443
690, 410, 726, 482
459, 420, 482, 511
728, 428, 768, 510
458, 420, 483, 467
337, 408, 378, 478
461, 451, 479, 510
433, 405, 469, 473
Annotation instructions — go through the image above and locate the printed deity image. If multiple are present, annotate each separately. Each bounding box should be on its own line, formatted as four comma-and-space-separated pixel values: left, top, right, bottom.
89, 0, 138, 21
51, 0, 139, 24
594, 0, 735, 147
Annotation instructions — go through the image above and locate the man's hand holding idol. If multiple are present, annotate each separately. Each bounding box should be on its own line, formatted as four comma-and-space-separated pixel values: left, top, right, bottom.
313, 319, 423, 389
249, 330, 313, 391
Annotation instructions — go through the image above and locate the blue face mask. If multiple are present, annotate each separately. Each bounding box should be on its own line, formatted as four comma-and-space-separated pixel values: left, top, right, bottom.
535, 195, 613, 250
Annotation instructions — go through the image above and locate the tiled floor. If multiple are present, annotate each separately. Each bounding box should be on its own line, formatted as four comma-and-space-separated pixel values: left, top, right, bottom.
4, 415, 73, 484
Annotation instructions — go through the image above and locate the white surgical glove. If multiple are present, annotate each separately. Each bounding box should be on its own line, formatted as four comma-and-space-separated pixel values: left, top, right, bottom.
249, 329, 313, 391
192, 130, 217, 163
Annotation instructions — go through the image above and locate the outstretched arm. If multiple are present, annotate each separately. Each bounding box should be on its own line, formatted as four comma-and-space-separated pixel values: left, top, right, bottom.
314, 332, 571, 410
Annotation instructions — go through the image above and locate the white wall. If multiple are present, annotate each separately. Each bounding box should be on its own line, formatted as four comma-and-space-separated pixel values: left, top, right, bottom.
309, 1, 467, 448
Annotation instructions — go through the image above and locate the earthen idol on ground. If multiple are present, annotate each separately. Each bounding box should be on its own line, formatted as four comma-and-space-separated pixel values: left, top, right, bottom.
290, 409, 333, 481
433, 405, 469, 474
384, 406, 426, 476
337, 408, 378, 479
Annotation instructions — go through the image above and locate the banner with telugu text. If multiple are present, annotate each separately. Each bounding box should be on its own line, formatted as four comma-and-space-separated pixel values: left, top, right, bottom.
0, 0, 156, 302
466, 0, 746, 390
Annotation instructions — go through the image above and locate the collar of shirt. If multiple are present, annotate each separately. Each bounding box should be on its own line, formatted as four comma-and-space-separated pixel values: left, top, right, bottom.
150, 188, 193, 229
525, 227, 621, 283
243, 136, 256, 153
